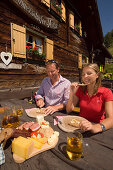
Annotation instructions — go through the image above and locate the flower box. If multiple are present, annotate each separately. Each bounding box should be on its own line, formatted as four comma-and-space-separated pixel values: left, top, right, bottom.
50, 1, 62, 16
74, 24, 80, 34
26, 46, 45, 64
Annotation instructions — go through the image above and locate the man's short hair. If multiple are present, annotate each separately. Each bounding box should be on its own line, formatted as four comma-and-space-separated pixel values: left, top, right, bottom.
46, 60, 59, 69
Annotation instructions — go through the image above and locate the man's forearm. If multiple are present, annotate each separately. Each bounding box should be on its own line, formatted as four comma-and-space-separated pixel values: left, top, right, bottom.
55, 104, 66, 111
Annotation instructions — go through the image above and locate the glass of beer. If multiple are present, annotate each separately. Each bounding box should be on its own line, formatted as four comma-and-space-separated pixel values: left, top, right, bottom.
13, 105, 23, 116
2, 107, 20, 128
66, 131, 83, 160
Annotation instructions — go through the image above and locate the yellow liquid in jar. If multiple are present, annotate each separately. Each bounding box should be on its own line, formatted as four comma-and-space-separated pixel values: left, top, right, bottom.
66, 137, 83, 160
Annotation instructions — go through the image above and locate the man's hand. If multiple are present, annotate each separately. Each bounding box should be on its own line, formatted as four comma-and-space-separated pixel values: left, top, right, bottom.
44, 106, 58, 115
36, 99, 45, 108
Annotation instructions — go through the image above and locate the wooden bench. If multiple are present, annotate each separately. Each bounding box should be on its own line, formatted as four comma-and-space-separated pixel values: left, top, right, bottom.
73, 107, 80, 113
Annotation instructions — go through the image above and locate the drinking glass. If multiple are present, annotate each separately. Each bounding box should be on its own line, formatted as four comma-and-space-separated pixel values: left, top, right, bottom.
13, 105, 23, 116
66, 131, 83, 160
2, 107, 20, 128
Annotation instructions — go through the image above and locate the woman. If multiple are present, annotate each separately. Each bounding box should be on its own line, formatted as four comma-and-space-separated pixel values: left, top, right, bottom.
66, 63, 113, 133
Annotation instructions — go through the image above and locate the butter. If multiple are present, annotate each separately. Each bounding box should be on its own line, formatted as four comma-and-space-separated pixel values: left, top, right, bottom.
36, 115, 44, 125
12, 136, 34, 159
48, 131, 59, 145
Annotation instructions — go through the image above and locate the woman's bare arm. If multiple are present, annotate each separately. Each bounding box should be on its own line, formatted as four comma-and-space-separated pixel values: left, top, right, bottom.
66, 82, 79, 113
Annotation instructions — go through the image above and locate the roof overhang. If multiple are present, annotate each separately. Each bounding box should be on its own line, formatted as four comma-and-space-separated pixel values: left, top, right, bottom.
68, 0, 112, 60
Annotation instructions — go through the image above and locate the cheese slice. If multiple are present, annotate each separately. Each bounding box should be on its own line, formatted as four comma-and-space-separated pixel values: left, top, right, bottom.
28, 138, 43, 149
12, 136, 34, 159
36, 137, 48, 144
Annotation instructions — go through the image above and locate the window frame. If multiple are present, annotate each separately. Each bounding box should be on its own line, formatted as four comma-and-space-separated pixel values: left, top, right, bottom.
26, 27, 47, 60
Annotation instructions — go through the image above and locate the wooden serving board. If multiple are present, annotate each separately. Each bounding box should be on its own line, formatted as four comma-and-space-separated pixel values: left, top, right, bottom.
13, 137, 58, 163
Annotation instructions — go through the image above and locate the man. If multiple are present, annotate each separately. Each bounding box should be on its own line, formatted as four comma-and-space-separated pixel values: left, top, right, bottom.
35, 60, 71, 115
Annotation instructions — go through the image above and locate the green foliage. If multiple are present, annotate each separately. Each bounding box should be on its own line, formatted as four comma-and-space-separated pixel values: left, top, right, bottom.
103, 73, 112, 80
26, 46, 46, 61
108, 44, 113, 56
104, 63, 113, 79
104, 31, 113, 48
74, 24, 80, 32
104, 30, 113, 78
51, 0, 62, 14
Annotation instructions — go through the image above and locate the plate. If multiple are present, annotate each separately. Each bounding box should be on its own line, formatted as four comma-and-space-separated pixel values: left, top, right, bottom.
26, 108, 46, 118
58, 115, 86, 132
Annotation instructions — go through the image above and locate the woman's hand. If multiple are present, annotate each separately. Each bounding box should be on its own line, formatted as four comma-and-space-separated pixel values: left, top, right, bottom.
70, 82, 79, 94
79, 120, 102, 133
79, 120, 93, 131
66, 82, 79, 113
36, 99, 45, 108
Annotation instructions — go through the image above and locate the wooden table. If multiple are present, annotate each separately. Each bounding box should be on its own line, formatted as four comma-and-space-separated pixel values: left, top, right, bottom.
0, 99, 113, 170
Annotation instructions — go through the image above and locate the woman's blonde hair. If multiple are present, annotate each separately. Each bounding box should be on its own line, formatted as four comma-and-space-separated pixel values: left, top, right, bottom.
81, 63, 102, 94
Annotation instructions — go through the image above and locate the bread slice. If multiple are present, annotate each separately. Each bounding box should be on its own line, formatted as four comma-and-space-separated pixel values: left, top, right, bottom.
68, 119, 80, 128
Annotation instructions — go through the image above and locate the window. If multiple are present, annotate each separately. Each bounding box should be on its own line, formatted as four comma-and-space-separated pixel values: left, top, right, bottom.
26, 35, 33, 48
74, 15, 80, 33
35, 38, 43, 55
41, 0, 66, 22
82, 55, 89, 64
11, 23, 54, 63
26, 34, 44, 56
82, 56, 86, 63
50, 0, 62, 16
69, 11, 82, 36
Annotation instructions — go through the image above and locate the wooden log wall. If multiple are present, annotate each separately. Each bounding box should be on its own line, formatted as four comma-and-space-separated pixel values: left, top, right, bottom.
0, 0, 89, 99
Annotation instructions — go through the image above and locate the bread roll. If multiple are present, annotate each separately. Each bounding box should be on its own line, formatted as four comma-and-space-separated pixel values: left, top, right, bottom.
68, 119, 80, 128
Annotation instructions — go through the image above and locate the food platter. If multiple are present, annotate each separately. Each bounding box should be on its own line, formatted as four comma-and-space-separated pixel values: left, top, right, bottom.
58, 115, 86, 132
26, 108, 46, 118
12, 122, 59, 163
13, 136, 58, 163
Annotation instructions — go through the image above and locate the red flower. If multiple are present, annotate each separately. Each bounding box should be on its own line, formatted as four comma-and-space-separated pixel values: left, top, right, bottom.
26, 46, 30, 49
30, 49, 33, 50
34, 46, 38, 50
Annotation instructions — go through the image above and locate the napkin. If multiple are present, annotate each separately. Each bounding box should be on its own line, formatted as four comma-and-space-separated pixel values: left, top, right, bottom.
54, 116, 64, 125
0, 144, 5, 165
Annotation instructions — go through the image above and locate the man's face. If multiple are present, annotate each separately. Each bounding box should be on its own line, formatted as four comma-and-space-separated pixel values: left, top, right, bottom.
46, 63, 59, 80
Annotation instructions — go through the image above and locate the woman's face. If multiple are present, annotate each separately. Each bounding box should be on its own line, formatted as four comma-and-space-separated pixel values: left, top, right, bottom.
82, 66, 98, 85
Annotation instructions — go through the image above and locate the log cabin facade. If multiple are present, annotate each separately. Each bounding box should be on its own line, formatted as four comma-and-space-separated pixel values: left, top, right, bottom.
0, 0, 112, 100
